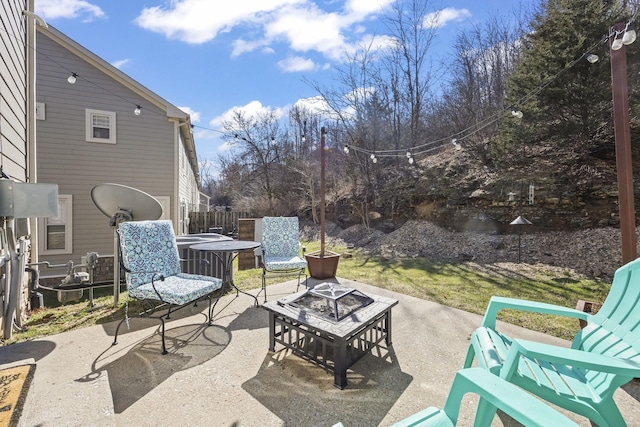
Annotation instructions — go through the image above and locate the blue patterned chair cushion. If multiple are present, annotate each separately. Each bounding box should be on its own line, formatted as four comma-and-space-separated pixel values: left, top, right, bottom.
262, 217, 307, 270
118, 220, 222, 302
129, 273, 222, 305
264, 256, 308, 271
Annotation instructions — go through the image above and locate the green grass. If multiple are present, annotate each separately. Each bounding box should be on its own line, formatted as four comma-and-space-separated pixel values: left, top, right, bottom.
2, 240, 610, 345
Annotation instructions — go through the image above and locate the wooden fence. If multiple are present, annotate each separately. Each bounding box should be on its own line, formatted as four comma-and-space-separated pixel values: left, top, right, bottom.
188, 211, 252, 235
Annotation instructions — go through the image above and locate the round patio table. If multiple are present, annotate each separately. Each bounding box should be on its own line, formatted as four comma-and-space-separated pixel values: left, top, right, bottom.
190, 240, 261, 306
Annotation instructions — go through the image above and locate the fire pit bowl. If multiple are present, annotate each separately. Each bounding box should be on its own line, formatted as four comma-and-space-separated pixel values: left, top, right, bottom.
289, 282, 373, 322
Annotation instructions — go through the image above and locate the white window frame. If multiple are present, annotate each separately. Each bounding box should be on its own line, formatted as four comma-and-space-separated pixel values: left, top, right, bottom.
39, 194, 73, 255
85, 109, 116, 144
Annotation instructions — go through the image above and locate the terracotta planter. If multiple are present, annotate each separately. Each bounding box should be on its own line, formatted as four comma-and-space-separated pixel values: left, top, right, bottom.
306, 250, 340, 280
576, 299, 602, 329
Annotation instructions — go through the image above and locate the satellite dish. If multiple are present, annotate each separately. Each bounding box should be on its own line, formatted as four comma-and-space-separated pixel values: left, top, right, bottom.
91, 183, 163, 306
91, 183, 162, 225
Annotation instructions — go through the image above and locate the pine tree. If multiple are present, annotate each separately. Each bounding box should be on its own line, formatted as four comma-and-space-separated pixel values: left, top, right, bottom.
501, 0, 633, 160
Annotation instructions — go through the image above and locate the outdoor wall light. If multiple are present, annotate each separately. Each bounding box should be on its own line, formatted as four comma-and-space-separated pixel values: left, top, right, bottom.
67, 73, 77, 84
134, 105, 141, 115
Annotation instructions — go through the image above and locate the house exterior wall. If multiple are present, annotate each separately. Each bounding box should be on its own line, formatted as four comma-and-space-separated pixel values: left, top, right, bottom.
34, 29, 197, 275
177, 132, 200, 234
1, 1, 29, 182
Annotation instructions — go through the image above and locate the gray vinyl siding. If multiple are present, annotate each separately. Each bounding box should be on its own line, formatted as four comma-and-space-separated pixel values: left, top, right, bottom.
35, 31, 177, 271
1, 1, 28, 181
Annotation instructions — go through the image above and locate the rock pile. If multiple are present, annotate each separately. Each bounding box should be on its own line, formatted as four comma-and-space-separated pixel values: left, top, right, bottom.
300, 220, 629, 280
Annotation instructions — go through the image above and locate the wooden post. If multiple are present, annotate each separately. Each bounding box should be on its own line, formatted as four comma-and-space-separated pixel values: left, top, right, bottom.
320, 127, 326, 257
610, 22, 637, 264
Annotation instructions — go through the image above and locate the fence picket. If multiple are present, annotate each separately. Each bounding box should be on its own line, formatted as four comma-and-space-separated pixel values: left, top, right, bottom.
188, 211, 252, 235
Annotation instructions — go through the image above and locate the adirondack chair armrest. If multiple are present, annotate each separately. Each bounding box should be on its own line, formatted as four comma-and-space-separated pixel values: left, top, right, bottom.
445, 368, 580, 427
481, 296, 591, 329
500, 339, 640, 380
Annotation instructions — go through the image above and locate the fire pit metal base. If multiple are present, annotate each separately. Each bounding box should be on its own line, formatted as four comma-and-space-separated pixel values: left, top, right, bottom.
263, 288, 398, 389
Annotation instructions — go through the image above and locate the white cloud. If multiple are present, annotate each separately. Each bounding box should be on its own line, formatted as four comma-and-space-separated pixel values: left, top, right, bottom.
133, 0, 392, 67
35, 0, 105, 22
178, 106, 201, 123
423, 8, 471, 29
277, 56, 316, 72
209, 100, 283, 129
110, 58, 130, 69
135, 0, 303, 44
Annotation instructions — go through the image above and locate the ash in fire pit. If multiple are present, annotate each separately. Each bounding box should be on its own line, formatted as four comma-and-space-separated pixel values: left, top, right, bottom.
289, 282, 374, 322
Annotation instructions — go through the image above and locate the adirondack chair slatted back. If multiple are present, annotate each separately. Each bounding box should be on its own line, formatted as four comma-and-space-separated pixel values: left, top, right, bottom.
118, 220, 181, 290
575, 259, 640, 393
262, 217, 301, 258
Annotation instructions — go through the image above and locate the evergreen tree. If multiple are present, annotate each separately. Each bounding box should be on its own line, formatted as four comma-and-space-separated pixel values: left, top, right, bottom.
501, 0, 633, 162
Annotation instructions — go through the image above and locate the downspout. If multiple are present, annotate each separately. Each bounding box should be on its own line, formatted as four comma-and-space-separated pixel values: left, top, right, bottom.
25, 1, 39, 262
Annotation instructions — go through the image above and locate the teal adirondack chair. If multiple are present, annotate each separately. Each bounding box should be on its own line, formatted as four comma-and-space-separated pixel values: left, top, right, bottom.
464, 257, 640, 427
336, 368, 580, 427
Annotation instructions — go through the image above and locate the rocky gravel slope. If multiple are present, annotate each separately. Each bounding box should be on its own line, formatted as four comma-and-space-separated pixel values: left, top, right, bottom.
301, 220, 631, 280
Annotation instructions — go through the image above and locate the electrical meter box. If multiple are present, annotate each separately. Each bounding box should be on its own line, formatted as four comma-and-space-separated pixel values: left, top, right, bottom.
0, 180, 58, 218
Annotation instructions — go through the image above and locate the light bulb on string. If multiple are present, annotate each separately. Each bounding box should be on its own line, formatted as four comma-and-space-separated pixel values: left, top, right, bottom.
586, 54, 599, 63
452, 138, 461, 150
511, 110, 523, 119
67, 73, 77, 84
408, 156, 414, 164
623, 23, 637, 45
611, 29, 624, 50
301, 134, 306, 142
406, 151, 411, 158
370, 153, 377, 163
343, 146, 350, 154
271, 137, 276, 145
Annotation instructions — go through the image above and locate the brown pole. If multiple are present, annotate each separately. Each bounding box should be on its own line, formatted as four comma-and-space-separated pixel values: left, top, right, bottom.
320, 127, 326, 257
610, 22, 637, 264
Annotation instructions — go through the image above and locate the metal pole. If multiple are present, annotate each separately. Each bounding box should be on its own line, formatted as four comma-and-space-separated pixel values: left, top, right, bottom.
610, 22, 637, 264
320, 127, 326, 257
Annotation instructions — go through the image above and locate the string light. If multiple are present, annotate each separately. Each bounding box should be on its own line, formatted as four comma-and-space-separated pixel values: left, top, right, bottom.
134, 105, 141, 116
8, 13, 630, 167
271, 136, 276, 145
585, 53, 599, 63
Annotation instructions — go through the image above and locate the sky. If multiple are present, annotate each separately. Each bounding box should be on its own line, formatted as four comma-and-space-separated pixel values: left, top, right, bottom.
33, 0, 539, 162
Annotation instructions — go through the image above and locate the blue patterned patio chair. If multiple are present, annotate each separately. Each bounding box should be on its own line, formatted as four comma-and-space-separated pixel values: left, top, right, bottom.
259, 216, 307, 303
114, 220, 223, 354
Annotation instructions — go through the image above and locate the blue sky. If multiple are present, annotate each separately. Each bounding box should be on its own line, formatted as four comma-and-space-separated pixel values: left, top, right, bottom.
34, 0, 538, 161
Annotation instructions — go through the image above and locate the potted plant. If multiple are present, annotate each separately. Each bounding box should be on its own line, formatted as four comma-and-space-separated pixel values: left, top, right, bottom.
306, 127, 340, 279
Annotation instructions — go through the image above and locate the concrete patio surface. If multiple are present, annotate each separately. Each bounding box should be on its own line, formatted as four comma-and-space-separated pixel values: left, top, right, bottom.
2, 277, 639, 427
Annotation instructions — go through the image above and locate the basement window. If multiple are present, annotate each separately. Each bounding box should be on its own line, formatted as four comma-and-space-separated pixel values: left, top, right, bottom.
40, 195, 73, 255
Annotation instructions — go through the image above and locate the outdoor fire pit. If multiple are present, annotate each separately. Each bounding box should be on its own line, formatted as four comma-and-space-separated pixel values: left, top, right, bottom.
288, 283, 373, 322
262, 284, 398, 389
